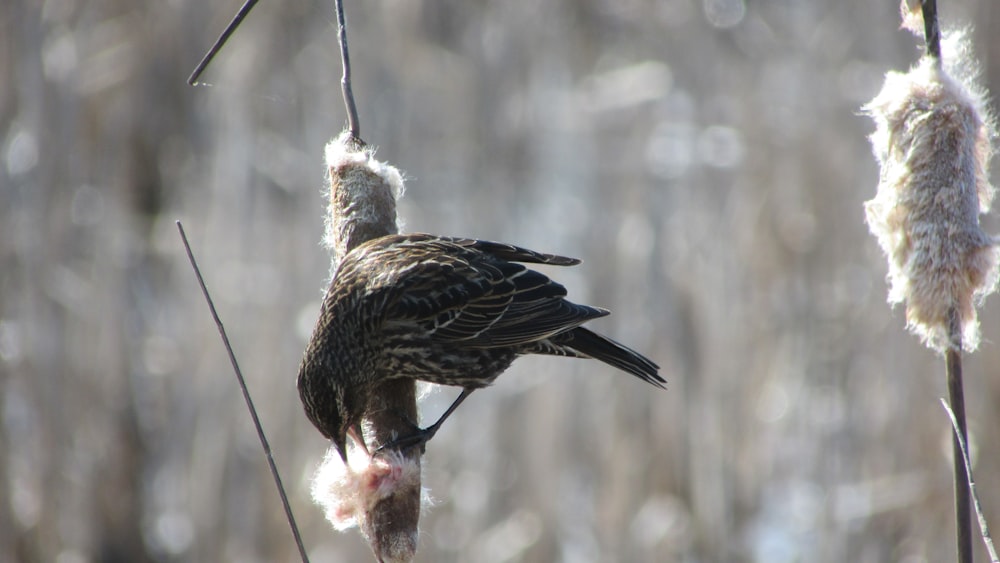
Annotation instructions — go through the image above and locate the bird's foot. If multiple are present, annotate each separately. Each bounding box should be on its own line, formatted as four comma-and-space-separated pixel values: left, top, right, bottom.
374, 388, 474, 457
374, 425, 438, 457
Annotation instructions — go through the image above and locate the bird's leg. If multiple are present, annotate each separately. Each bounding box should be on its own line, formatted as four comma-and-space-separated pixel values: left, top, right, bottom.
376, 387, 475, 455
422, 387, 474, 437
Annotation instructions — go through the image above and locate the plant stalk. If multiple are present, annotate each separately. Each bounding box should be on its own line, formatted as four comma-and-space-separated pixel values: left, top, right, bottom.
947, 306, 973, 563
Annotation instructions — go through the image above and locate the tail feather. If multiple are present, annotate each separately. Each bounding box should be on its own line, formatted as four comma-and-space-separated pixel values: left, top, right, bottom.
560, 328, 665, 388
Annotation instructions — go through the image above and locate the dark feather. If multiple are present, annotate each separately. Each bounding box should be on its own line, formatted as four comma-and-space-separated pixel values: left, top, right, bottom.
548, 327, 665, 388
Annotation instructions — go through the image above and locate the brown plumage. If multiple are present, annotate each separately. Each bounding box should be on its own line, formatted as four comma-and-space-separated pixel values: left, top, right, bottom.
297, 233, 665, 462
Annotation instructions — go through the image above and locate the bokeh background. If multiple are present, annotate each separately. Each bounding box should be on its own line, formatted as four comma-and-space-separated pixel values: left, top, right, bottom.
3, 0, 1000, 561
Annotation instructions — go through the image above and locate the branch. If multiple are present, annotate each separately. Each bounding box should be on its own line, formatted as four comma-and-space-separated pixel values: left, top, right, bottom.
335, 0, 362, 142
188, 0, 261, 85
176, 221, 310, 563
188, 0, 363, 141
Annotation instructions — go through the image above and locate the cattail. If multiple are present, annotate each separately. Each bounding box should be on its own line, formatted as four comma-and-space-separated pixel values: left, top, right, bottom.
866, 9, 1000, 560
323, 132, 405, 270
306, 131, 422, 563
864, 28, 998, 352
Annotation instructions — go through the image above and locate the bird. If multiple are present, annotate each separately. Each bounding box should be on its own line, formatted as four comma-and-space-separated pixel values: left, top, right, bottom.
296, 233, 665, 463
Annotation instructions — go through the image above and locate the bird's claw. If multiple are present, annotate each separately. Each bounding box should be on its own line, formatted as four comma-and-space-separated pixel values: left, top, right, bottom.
374, 426, 437, 457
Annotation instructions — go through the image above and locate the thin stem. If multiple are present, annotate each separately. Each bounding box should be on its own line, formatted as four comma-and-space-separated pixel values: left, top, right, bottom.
947, 307, 974, 563
922, 0, 941, 60
176, 221, 310, 563
941, 399, 1000, 562
188, 0, 261, 85
335, 0, 361, 142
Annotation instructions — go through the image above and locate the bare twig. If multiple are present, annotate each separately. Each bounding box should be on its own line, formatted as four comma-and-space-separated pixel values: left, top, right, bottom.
947, 306, 974, 563
921, 0, 941, 60
188, 0, 261, 85
176, 221, 310, 563
188, 0, 362, 141
335, 0, 361, 142
941, 399, 1000, 562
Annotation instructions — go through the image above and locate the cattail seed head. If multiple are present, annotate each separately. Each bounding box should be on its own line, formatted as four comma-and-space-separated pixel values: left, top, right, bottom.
864, 29, 998, 352
324, 132, 405, 271
311, 446, 423, 530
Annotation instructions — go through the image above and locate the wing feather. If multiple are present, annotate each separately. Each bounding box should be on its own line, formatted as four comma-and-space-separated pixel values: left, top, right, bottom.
370, 235, 597, 348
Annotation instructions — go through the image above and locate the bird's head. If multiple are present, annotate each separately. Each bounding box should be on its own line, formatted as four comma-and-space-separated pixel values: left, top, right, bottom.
297, 354, 366, 465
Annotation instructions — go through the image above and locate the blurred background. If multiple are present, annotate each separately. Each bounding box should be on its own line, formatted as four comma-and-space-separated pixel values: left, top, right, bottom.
3, 0, 1000, 561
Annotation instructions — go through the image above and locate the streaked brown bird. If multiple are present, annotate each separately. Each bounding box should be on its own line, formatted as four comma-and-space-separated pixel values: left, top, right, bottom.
297, 233, 665, 462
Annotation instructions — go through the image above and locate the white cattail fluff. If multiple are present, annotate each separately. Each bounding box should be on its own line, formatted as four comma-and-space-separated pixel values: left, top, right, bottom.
864, 30, 998, 352
310, 445, 424, 533
324, 132, 406, 273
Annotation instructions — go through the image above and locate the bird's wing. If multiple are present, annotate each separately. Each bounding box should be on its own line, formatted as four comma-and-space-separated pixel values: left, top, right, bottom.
380, 239, 605, 348
371, 233, 582, 266
446, 237, 582, 267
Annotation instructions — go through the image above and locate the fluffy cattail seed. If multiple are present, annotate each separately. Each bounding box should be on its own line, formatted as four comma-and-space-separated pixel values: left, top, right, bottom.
864, 28, 998, 352
324, 132, 405, 271
899, 0, 925, 36
310, 446, 420, 532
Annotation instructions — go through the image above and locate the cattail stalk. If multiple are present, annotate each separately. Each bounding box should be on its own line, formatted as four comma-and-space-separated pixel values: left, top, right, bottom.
947, 306, 973, 563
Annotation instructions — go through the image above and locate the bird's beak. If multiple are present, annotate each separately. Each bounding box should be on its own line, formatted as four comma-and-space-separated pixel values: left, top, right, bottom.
334, 433, 349, 465
348, 423, 370, 457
